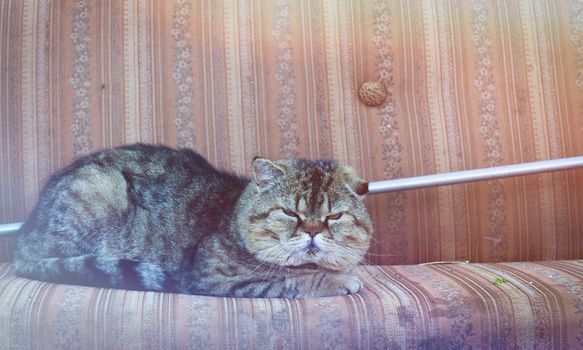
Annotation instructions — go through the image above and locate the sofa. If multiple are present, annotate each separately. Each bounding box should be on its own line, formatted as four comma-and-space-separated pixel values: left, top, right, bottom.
1, 234, 583, 349
1, 0, 583, 348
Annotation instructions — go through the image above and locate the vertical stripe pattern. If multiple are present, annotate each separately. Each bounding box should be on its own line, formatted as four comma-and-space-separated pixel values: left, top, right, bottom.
0, 0, 582, 264
21, 0, 39, 210
171, 0, 195, 149
123, 0, 139, 143
422, 0, 456, 260
471, 0, 508, 261
70, 0, 93, 157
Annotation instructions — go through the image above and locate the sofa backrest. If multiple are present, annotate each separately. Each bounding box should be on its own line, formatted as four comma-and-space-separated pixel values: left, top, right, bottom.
1, 1, 582, 265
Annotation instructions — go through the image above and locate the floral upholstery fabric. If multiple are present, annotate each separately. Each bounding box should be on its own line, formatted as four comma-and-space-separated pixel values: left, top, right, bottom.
1, 260, 583, 349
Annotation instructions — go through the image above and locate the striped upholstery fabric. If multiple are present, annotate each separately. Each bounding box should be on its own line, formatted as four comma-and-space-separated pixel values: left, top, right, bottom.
1, 260, 582, 349
2, 0, 583, 266
2, 2, 583, 347
0, 235, 14, 263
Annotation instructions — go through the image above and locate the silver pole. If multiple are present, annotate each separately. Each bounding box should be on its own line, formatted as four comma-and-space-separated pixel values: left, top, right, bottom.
368, 156, 583, 194
0, 222, 22, 235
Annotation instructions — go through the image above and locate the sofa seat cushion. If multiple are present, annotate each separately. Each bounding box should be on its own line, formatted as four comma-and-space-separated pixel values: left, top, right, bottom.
1, 261, 582, 349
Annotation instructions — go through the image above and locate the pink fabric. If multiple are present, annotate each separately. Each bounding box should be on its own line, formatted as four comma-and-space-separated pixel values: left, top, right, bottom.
1, 260, 582, 349
3, 0, 583, 265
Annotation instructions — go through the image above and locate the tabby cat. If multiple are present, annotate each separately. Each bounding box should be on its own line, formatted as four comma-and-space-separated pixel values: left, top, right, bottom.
14, 144, 373, 298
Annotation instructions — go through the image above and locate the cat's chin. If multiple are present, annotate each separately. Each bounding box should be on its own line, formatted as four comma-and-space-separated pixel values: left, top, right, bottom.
284, 255, 355, 272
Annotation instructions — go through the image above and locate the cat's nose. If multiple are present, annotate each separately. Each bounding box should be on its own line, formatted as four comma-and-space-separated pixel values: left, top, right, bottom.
302, 224, 322, 238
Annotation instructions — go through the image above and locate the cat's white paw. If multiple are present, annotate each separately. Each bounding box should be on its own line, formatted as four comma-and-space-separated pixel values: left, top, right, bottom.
326, 273, 362, 296
341, 274, 363, 294
281, 273, 363, 298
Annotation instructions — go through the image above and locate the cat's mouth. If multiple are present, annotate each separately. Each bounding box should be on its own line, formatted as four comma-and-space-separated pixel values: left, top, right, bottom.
286, 262, 320, 270
304, 244, 320, 256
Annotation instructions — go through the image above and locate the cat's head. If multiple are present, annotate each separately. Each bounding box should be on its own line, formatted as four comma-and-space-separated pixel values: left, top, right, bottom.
238, 157, 373, 271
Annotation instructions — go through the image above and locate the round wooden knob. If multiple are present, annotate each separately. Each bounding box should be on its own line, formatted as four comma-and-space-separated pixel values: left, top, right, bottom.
358, 80, 388, 107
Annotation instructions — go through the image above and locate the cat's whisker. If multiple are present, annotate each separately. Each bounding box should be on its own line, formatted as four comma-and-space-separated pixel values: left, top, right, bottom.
364, 252, 400, 257
366, 236, 396, 253
247, 244, 287, 277
329, 243, 373, 266
261, 245, 292, 281
247, 259, 271, 276
265, 262, 285, 281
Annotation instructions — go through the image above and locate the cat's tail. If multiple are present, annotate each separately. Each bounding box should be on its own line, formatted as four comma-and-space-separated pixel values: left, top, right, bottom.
14, 256, 179, 293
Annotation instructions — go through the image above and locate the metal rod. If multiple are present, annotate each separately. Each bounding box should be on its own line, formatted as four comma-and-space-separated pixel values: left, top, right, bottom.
0, 222, 22, 235
1, 156, 583, 234
368, 155, 583, 194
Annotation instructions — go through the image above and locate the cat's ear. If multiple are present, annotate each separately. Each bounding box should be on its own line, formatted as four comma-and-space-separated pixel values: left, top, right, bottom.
341, 165, 369, 198
252, 157, 286, 190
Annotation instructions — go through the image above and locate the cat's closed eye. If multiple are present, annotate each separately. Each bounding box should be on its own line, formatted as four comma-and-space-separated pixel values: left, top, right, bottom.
282, 208, 301, 219
326, 213, 343, 221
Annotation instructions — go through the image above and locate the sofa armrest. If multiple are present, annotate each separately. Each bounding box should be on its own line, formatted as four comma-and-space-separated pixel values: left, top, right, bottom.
0, 235, 14, 263
1, 260, 582, 348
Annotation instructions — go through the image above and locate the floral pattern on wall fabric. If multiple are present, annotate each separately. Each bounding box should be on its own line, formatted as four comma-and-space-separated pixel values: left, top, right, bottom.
1, 0, 583, 264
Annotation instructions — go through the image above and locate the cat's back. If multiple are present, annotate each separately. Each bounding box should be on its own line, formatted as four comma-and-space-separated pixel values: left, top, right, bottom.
85, 143, 216, 178
51, 144, 231, 192
23, 144, 249, 239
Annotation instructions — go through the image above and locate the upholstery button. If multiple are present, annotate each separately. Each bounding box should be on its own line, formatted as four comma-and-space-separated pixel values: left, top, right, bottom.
358, 80, 388, 107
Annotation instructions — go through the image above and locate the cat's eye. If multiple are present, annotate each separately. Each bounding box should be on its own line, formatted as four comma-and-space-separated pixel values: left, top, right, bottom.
327, 213, 343, 221
282, 209, 300, 219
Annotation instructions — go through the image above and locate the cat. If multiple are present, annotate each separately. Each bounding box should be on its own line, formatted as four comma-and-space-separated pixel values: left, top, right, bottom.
13, 144, 373, 298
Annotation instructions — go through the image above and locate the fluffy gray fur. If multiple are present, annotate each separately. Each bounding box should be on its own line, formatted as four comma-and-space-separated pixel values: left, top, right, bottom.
14, 144, 373, 298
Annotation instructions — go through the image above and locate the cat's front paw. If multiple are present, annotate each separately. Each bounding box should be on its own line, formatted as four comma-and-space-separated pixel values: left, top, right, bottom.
329, 273, 362, 296
282, 272, 363, 298
306, 273, 362, 297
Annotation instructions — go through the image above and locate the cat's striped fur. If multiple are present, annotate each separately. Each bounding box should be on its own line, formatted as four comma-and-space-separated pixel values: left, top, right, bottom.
14, 144, 373, 298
